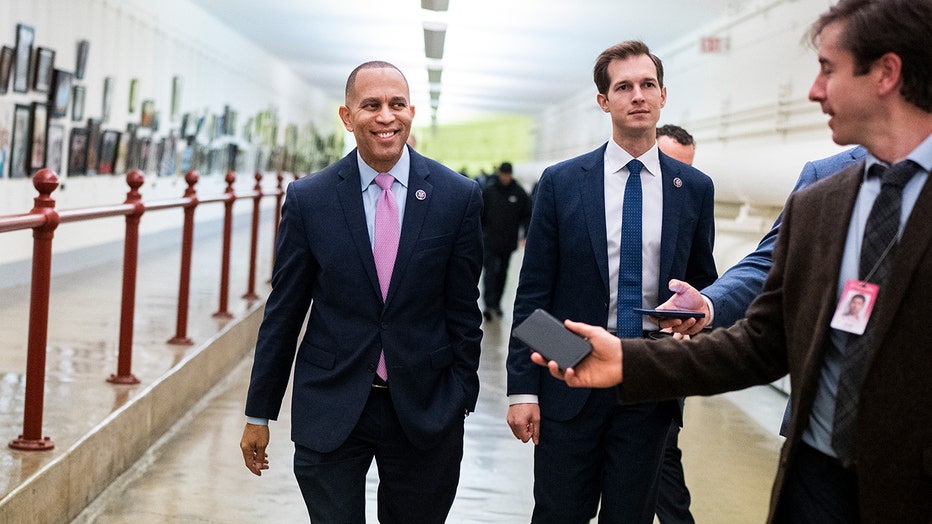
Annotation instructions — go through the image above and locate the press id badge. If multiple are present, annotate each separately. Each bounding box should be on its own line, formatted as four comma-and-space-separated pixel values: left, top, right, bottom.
830, 280, 879, 335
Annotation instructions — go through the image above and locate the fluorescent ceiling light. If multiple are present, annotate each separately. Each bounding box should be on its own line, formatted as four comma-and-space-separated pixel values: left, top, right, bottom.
421, 0, 450, 11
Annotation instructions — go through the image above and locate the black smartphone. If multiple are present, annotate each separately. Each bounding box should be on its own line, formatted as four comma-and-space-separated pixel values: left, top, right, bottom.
512, 309, 593, 370
633, 308, 706, 320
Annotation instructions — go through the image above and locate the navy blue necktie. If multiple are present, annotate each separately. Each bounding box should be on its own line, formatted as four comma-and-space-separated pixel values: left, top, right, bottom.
617, 159, 643, 338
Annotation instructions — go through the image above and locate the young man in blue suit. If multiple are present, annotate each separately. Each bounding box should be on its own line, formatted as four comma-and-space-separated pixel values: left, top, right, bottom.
506, 40, 717, 523
239, 61, 484, 523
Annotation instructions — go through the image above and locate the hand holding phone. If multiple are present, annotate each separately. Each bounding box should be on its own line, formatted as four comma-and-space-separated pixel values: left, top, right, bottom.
512, 309, 593, 370
633, 308, 706, 320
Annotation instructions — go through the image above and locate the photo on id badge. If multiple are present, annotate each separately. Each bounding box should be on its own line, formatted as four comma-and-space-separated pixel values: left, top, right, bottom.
830, 280, 878, 336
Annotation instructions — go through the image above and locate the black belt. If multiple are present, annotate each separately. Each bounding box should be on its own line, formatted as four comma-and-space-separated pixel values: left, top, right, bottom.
606, 330, 654, 338
372, 376, 388, 389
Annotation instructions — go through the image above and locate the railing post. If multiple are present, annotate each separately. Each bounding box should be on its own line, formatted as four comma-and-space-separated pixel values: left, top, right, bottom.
213, 170, 236, 319
270, 170, 284, 282
108, 169, 145, 385
168, 171, 199, 345
10, 169, 60, 451
242, 171, 262, 300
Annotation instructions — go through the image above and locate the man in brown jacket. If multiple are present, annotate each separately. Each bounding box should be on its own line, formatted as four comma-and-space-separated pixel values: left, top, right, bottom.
531, 0, 932, 522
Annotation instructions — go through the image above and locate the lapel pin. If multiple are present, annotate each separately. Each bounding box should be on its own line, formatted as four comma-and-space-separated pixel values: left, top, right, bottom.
673, 177, 683, 188
415, 189, 427, 200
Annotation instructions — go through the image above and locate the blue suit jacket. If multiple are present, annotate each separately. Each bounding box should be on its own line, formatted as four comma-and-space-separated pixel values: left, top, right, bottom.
506, 144, 718, 421
245, 147, 484, 452
705, 146, 867, 327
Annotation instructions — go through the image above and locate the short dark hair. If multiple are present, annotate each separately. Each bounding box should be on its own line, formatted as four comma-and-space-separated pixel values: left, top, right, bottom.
656, 125, 695, 147
808, 0, 932, 112
498, 162, 513, 174
593, 40, 664, 95
345, 61, 409, 102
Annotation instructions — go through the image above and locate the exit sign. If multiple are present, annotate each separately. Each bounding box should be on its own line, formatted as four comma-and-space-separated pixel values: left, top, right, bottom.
701, 37, 723, 53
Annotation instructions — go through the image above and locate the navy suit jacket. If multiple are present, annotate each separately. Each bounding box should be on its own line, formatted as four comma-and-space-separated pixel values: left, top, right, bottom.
705, 146, 866, 327
245, 147, 484, 452
506, 144, 717, 422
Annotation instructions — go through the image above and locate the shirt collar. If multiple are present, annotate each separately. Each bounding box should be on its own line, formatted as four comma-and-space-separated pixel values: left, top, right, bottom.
605, 138, 661, 177
358, 146, 411, 191
863, 132, 932, 178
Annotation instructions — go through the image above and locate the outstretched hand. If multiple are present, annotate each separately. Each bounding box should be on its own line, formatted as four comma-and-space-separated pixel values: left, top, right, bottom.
529, 320, 623, 388
655, 279, 711, 335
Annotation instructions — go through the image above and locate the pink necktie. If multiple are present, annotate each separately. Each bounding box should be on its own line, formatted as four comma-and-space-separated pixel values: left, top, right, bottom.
373, 172, 399, 381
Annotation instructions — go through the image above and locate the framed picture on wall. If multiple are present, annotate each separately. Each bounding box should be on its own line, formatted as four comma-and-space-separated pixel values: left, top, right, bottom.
0, 102, 14, 178
171, 75, 182, 121
86, 118, 101, 174
102, 76, 114, 123
10, 104, 31, 178
32, 47, 55, 93
0, 46, 14, 94
13, 24, 35, 94
128, 78, 139, 113
98, 129, 120, 175
140, 99, 155, 128
75, 39, 89, 80
72, 85, 86, 122
49, 69, 74, 118
28, 102, 48, 175
67, 127, 88, 176
45, 123, 64, 175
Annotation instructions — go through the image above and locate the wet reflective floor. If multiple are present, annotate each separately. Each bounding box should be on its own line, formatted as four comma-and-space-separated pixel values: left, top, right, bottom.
1, 224, 786, 523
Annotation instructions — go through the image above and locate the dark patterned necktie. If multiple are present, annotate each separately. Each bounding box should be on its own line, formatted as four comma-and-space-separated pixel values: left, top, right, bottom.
831, 160, 920, 467
616, 159, 643, 338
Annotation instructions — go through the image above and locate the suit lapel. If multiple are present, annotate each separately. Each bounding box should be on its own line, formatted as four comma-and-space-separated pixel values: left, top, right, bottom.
580, 145, 610, 295
335, 151, 383, 301
866, 173, 932, 365
657, 153, 682, 293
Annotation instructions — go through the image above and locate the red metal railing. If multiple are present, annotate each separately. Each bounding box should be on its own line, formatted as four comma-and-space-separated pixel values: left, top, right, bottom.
0, 168, 286, 451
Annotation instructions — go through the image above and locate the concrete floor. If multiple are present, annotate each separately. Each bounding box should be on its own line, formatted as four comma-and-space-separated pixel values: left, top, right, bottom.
1, 223, 786, 523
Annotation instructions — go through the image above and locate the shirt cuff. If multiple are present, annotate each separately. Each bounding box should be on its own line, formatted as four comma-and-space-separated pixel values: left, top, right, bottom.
508, 394, 539, 405
246, 416, 269, 426
701, 294, 715, 325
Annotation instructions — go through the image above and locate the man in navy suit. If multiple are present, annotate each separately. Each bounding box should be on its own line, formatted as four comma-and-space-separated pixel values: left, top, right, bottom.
239, 61, 484, 523
506, 40, 717, 523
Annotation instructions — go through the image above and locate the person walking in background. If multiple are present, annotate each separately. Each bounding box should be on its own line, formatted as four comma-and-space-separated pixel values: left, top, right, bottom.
239, 60, 484, 523
533, 0, 932, 520
652, 123, 698, 524
481, 161, 532, 320
506, 40, 717, 523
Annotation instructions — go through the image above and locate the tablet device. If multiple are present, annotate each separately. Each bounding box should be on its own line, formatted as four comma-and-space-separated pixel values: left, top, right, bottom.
512, 309, 592, 370
633, 308, 706, 320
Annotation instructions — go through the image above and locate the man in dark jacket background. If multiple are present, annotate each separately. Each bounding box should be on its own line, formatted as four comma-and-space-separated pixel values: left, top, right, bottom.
481, 162, 532, 320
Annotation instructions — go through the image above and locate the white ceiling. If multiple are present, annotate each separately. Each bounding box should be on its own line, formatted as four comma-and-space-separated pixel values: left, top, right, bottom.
190, 0, 743, 126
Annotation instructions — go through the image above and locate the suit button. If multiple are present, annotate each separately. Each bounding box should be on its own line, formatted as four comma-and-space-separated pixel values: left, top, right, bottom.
367, 364, 376, 372
380, 322, 389, 330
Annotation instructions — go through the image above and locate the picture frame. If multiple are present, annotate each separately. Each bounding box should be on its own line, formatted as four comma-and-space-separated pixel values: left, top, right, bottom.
72, 85, 86, 122
0, 102, 14, 178
10, 104, 31, 178
97, 129, 120, 175
67, 127, 88, 176
128, 78, 139, 113
140, 99, 155, 128
45, 123, 64, 174
13, 24, 35, 94
28, 102, 48, 175
49, 69, 74, 118
171, 75, 182, 121
32, 47, 55, 93
86, 118, 101, 174
102, 76, 114, 123
0, 46, 14, 95
75, 39, 89, 80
